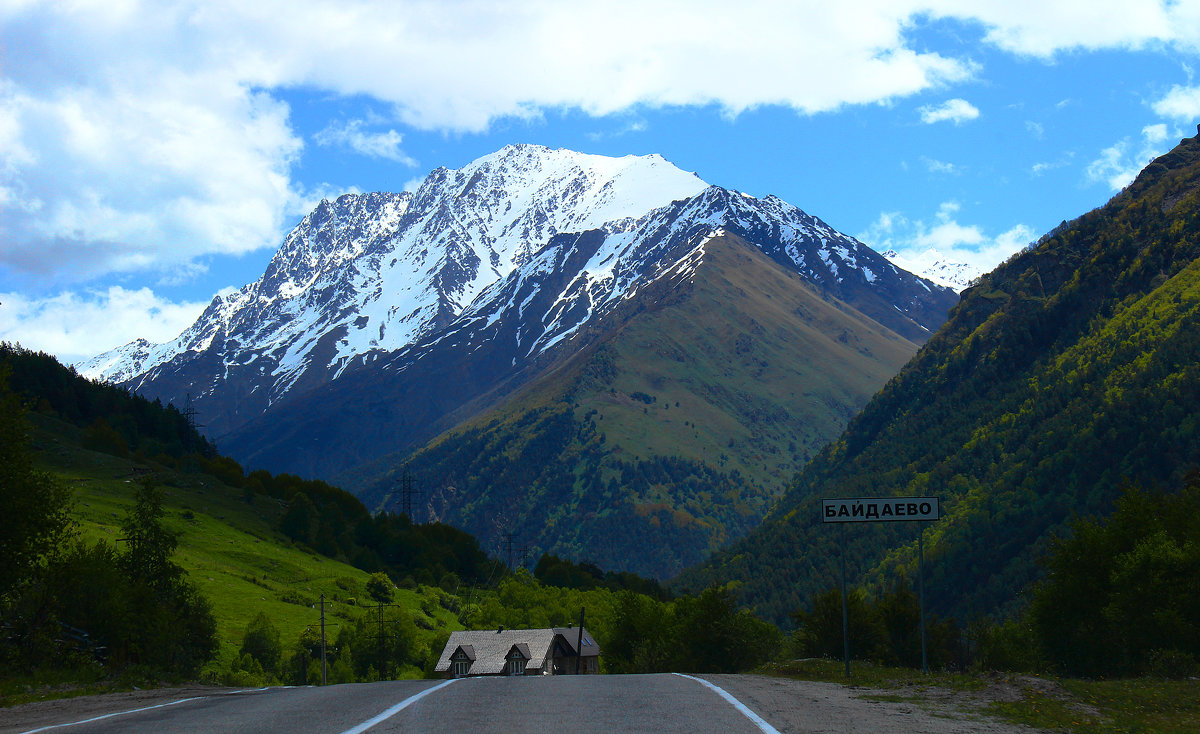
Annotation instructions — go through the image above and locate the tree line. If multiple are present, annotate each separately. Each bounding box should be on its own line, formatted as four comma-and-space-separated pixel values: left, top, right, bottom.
2, 363, 217, 678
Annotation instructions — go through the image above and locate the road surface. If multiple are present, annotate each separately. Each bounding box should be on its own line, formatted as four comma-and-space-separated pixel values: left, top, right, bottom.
2, 673, 1044, 733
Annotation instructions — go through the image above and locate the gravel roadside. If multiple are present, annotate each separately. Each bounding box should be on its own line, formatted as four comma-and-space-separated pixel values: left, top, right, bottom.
701, 673, 1051, 733
0, 685, 243, 734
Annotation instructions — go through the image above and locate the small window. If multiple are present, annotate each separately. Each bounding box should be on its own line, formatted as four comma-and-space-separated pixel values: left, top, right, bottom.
508, 657, 526, 675
453, 660, 470, 677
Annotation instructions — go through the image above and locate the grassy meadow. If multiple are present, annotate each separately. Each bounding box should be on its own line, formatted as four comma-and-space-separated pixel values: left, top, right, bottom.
26, 412, 462, 676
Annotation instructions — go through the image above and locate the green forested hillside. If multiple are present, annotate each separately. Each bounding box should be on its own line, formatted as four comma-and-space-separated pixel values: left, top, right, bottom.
680, 128, 1200, 625
0, 345, 498, 684
354, 233, 920, 578
2, 344, 782, 693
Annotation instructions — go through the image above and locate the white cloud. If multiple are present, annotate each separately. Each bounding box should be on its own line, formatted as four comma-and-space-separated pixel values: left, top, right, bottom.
922, 157, 962, 174
859, 201, 1035, 276
0, 67, 302, 283
2, 0, 1199, 292
1031, 152, 1074, 176
314, 119, 417, 165
959, 1, 1200, 57
1153, 84, 1200, 119
918, 98, 980, 125
1086, 123, 1176, 191
0, 0, 981, 287
282, 182, 364, 225
0, 287, 209, 364
586, 119, 649, 141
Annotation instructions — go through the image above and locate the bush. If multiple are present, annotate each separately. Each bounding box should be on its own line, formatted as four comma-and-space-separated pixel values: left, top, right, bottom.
1147, 649, 1198, 680
240, 612, 282, 676
366, 572, 393, 603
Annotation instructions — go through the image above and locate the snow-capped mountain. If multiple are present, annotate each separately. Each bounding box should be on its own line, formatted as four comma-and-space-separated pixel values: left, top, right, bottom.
414, 185, 949, 370
81, 145, 707, 418
881, 248, 980, 292
81, 144, 957, 478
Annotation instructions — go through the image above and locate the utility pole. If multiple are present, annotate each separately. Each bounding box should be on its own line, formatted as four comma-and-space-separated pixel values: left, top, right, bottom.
518, 544, 531, 570
320, 594, 328, 686
575, 607, 586, 675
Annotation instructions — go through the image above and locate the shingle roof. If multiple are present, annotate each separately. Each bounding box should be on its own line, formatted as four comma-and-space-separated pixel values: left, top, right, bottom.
434, 628, 554, 675
434, 627, 600, 675
553, 626, 602, 657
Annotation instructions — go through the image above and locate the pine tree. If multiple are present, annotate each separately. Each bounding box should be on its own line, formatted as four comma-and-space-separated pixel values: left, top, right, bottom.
0, 365, 72, 601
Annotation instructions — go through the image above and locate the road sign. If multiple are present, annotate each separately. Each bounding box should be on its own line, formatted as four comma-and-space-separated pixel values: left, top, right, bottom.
822, 496, 942, 676
822, 497, 939, 523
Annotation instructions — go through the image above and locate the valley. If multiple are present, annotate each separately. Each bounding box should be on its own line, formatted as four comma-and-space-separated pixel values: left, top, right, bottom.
81, 145, 956, 578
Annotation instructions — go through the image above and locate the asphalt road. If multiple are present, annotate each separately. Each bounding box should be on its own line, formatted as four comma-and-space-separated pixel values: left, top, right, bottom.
6, 675, 775, 734
4, 673, 1043, 734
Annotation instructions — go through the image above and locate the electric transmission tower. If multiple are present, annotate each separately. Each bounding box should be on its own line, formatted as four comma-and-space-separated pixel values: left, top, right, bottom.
397, 463, 421, 519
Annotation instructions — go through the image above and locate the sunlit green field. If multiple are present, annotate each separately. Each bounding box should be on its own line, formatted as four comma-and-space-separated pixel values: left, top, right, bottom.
29, 413, 461, 674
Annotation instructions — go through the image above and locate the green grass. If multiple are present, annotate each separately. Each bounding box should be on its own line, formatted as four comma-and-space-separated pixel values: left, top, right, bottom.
582, 233, 918, 493
987, 678, 1200, 734
762, 657, 984, 692
27, 413, 463, 675
764, 658, 1200, 733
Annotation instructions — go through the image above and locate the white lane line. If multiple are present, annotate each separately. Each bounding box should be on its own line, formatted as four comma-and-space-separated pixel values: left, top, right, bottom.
338, 678, 461, 734
18, 687, 271, 733
672, 673, 782, 734
19, 696, 204, 733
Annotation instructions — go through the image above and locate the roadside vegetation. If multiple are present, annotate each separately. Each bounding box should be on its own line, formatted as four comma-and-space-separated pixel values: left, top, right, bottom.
774, 473, 1200, 732
765, 658, 1200, 734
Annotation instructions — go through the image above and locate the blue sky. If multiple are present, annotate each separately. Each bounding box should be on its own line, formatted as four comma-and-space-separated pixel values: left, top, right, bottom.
3, 1, 1200, 363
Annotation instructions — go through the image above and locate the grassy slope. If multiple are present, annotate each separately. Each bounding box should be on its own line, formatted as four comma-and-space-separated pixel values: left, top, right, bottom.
577, 231, 919, 489
362, 233, 919, 577
27, 412, 461, 674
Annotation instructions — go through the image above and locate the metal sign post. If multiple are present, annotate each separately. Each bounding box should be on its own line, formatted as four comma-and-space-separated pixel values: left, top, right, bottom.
822, 497, 941, 677
840, 523, 849, 679
919, 527, 927, 673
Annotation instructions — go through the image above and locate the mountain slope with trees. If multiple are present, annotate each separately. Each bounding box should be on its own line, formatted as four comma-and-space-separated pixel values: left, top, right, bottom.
680, 127, 1200, 626
2, 343, 784, 693
352, 232, 921, 577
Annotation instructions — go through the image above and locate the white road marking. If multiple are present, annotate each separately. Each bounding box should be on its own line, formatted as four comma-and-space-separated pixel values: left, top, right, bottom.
672, 673, 782, 734
338, 678, 461, 734
18, 687, 269, 733
19, 696, 205, 733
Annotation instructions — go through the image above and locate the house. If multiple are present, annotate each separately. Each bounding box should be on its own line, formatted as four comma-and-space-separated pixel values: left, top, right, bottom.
433, 626, 601, 677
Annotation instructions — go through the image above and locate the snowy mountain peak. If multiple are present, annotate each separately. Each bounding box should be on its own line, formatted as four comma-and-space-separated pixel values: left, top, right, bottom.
881, 248, 980, 292
81, 145, 958, 454
82, 146, 709, 401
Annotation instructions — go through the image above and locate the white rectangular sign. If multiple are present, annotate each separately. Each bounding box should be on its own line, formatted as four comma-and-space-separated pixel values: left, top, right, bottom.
822, 497, 940, 523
